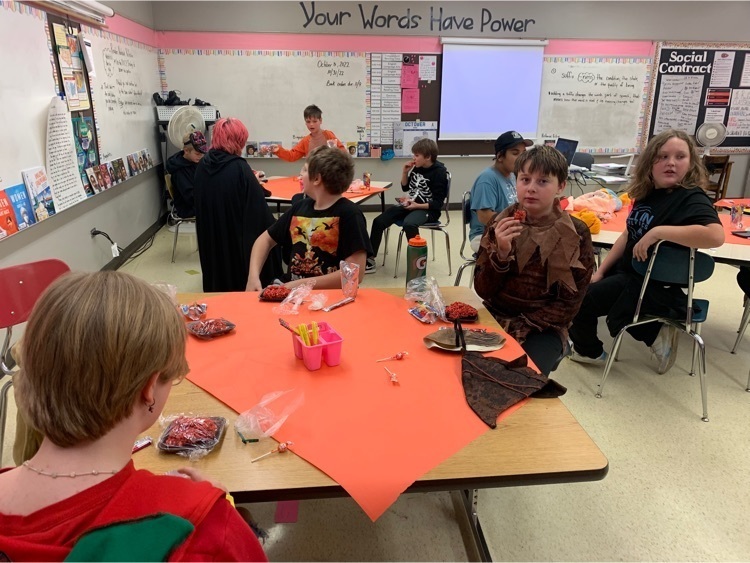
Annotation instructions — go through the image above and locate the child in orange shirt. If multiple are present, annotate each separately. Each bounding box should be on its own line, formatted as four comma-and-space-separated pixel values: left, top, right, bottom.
268, 104, 345, 161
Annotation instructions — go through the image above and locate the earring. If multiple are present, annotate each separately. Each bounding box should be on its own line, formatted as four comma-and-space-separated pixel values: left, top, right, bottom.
146, 399, 156, 413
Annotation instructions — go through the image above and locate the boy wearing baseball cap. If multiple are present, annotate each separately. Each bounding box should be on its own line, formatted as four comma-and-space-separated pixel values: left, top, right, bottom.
468, 131, 532, 252
165, 131, 207, 218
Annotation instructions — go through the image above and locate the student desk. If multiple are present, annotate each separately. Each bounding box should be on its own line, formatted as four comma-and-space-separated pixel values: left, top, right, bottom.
134, 287, 608, 561
264, 176, 391, 214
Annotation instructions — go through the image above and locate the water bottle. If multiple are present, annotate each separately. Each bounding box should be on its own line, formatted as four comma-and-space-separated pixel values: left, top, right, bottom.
406, 235, 428, 286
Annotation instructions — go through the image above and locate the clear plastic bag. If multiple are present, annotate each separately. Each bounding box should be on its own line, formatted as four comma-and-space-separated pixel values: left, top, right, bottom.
152, 281, 178, 306
340, 260, 360, 298
234, 389, 304, 441
405, 276, 447, 323
273, 279, 316, 315
307, 293, 328, 311
157, 414, 227, 460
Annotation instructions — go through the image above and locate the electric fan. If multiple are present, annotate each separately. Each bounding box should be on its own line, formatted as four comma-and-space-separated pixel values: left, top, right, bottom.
167, 106, 206, 148
695, 122, 727, 156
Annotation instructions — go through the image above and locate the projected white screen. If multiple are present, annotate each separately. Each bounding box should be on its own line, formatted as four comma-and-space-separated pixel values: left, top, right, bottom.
439, 44, 544, 140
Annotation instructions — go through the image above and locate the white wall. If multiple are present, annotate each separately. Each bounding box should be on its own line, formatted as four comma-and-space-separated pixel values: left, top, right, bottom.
0, 169, 162, 271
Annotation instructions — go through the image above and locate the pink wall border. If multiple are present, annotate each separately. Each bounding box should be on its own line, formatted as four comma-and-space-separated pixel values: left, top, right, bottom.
156, 31, 443, 53
106, 14, 157, 47
546, 39, 654, 57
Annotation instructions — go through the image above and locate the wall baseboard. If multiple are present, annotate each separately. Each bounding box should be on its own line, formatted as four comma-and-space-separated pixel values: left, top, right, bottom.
103, 212, 168, 271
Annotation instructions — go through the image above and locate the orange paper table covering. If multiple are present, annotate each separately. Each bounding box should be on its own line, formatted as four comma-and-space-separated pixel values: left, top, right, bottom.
264, 176, 386, 202
264, 176, 302, 201
720, 213, 750, 245
715, 198, 750, 209
184, 289, 529, 520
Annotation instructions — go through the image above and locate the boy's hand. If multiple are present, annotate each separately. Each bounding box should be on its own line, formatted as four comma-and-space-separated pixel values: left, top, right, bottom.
492, 217, 523, 260
246, 277, 263, 291
402, 160, 416, 174
402, 199, 423, 210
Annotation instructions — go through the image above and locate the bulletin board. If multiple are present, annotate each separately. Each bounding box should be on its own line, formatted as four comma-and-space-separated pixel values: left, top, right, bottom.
645, 42, 750, 153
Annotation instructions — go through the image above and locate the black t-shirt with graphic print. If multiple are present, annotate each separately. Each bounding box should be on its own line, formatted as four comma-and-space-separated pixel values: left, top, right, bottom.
620, 186, 720, 273
268, 196, 372, 280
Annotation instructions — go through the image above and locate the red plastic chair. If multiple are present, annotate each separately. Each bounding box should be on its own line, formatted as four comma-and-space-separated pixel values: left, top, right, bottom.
0, 259, 70, 454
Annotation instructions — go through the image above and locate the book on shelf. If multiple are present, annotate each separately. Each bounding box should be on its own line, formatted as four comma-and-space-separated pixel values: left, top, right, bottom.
0, 189, 19, 239
22, 166, 56, 222
4, 183, 36, 230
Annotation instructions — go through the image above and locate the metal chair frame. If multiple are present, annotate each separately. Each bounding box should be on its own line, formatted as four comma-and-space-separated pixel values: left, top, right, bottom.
595, 241, 715, 422
0, 259, 70, 453
383, 172, 452, 278
165, 173, 197, 263
454, 190, 477, 287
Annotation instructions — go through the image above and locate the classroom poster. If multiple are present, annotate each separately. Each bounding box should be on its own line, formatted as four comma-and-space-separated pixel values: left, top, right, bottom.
72, 116, 98, 190
648, 42, 750, 150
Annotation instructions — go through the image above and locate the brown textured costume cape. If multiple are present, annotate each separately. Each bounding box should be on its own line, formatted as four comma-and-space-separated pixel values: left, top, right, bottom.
474, 201, 595, 347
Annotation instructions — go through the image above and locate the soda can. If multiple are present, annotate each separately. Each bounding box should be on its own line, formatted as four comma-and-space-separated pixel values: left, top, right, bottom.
363, 172, 371, 188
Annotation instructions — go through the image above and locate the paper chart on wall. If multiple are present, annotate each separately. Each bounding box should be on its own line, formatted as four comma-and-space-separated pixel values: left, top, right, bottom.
727, 88, 750, 137
653, 75, 704, 135
537, 57, 651, 153
46, 97, 87, 211
741, 54, 750, 88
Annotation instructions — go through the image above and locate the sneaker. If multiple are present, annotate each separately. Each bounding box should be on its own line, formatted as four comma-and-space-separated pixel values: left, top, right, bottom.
650, 324, 679, 374
569, 347, 608, 366
365, 258, 377, 274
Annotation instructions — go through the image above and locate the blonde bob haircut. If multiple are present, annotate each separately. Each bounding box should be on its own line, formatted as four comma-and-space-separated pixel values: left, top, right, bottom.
628, 129, 708, 201
15, 271, 188, 448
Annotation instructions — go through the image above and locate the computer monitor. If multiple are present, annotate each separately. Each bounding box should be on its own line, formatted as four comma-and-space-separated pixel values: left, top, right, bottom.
554, 138, 579, 166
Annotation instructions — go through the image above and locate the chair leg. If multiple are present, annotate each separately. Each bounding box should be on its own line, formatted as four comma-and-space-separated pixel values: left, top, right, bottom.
431, 230, 436, 261
746, 367, 750, 392
382, 227, 390, 267
394, 231, 405, 278
443, 231, 452, 276
689, 323, 700, 377
731, 297, 750, 353
596, 329, 627, 398
693, 333, 709, 422
454, 261, 475, 286
171, 221, 181, 263
0, 378, 12, 457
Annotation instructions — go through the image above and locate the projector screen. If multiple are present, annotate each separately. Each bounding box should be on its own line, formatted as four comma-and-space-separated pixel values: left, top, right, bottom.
439, 43, 545, 141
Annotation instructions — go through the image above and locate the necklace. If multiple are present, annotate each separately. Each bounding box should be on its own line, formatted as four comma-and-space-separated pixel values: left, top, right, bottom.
22, 461, 118, 479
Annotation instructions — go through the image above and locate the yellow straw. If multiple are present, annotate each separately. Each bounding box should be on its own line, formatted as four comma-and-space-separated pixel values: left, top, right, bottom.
311, 321, 319, 345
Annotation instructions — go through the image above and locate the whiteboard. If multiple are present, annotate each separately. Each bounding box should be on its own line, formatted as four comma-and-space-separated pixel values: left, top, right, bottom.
86, 28, 161, 163
162, 50, 367, 147
0, 7, 56, 187
538, 57, 651, 153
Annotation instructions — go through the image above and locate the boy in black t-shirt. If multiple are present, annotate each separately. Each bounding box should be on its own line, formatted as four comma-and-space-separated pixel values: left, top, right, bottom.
246, 146, 372, 290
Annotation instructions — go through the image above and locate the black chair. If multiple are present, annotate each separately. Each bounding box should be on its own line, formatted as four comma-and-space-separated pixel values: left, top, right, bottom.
165, 174, 197, 263
454, 191, 476, 286
596, 241, 715, 422
572, 152, 594, 170
383, 172, 452, 278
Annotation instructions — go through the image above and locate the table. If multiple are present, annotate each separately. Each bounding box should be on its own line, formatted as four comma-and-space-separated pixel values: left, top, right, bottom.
264, 176, 392, 214
135, 287, 608, 561
588, 210, 750, 267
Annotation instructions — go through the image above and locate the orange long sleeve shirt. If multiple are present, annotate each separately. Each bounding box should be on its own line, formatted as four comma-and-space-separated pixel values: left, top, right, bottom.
274, 130, 346, 162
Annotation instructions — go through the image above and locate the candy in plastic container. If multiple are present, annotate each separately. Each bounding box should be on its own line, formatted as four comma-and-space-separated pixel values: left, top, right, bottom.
186, 318, 236, 340
180, 302, 207, 321
259, 285, 291, 302
157, 415, 227, 460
